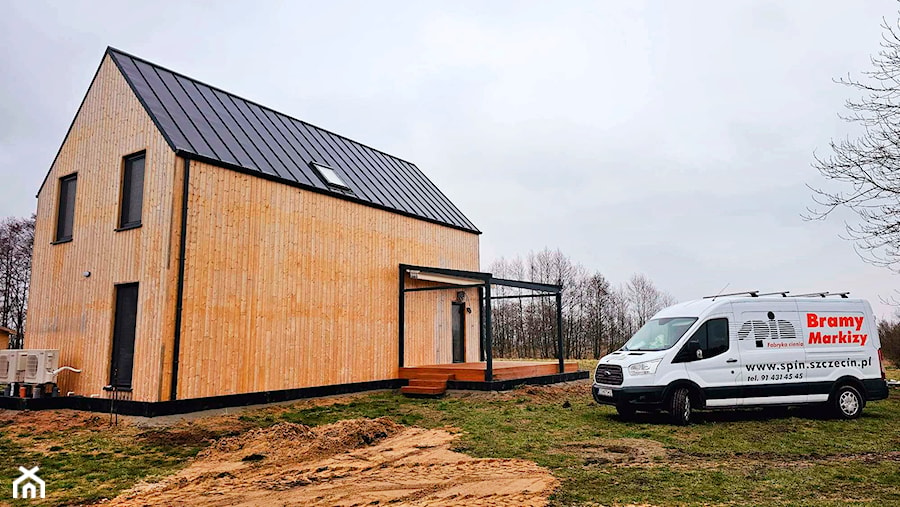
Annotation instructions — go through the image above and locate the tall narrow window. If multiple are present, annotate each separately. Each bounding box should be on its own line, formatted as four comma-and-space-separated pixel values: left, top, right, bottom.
119, 152, 145, 229
110, 283, 139, 389
55, 174, 77, 242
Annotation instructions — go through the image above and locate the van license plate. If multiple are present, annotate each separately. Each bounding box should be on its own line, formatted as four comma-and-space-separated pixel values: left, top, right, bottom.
598, 388, 613, 397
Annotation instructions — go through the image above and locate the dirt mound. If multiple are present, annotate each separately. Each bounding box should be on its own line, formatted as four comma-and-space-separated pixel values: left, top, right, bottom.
200, 417, 401, 465
0, 409, 109, 434
108, 418, 557, 506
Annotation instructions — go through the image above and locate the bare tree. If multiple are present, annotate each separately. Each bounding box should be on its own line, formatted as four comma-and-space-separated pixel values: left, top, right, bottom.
489, 250, 677, 359
0, 215, 35, 344
625, 273, 672, 328
808, 17, 900, 270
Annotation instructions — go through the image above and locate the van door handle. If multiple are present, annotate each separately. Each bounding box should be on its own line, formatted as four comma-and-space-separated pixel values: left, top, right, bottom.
726, 358, 738, 363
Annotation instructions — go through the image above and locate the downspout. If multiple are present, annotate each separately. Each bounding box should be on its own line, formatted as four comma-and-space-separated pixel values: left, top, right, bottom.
170, 157, 190, 401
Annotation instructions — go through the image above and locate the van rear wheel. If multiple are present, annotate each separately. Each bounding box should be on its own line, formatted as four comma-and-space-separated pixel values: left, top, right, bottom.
832, 385, 863, 419
669, 387, 692, 425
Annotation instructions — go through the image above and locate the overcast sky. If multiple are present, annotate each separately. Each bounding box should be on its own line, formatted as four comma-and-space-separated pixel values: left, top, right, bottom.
2, 0, 899, 319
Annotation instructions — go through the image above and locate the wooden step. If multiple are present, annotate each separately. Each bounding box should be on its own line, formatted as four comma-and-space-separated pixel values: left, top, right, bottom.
407, 379, 447, 388
400, 385, 446, 396
410, 374, 454, 381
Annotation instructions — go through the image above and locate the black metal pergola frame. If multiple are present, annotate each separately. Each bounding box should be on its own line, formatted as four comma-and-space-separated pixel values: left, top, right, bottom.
398, 263, 564, 382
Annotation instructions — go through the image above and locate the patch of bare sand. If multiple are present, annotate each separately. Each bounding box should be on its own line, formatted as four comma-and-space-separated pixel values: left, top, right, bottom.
555, 438, 667, 466
0, 408, 110, 434
107, 417, 558, 506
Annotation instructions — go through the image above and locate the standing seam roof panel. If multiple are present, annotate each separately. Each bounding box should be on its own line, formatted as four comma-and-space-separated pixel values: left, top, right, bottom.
274, 118, 338, 190
393, 158, 469, 228
110, 54, 193, 151
265, 112, 331, 192
251, 108, 320, 188
312, 128, 389, 205
336, 135, 413, 213
231, 98, 309, 184
159, 71, 240, 166
290, 122, 367, 198
325, 132, 404, 210
406, 157, 478, 230
298, 124, 379, 203
107, 47, 479, 233
133, 60, 217, 159
346, 137, 429, 219
374, 151, 456, 224
194, 85, 272, 174
176, 77, 257, 170
243, 102, 318, 188
210, 89, 285, 179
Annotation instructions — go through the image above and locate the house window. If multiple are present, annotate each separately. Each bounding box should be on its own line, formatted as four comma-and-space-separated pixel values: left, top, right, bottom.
55, 174, 77, 243
310, 162, 350, 190
119, 152, 145, 229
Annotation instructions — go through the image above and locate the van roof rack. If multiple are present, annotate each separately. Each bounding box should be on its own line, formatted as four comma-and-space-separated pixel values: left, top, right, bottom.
703, 290, 759, 299
757, 291, 790, 297
789, 291, 849, 298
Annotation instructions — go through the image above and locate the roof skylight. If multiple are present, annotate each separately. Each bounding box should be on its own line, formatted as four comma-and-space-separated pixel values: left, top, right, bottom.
311, 162, 350, 190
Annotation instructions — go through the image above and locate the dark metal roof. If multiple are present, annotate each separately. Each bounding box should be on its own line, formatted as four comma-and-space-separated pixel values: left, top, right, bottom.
106, 47, 479, 234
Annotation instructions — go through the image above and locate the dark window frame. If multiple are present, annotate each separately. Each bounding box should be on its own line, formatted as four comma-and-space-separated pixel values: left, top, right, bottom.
673, 317, 730, 362
53, 173, 78, 244
109, 282, 140, 390
117, 151, 146, 230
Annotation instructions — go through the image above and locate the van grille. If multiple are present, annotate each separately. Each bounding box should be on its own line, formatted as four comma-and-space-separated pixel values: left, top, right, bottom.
594, 364, 623, 385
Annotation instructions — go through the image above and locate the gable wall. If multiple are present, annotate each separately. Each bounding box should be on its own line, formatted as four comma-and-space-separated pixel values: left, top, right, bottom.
26, 55, 181, 402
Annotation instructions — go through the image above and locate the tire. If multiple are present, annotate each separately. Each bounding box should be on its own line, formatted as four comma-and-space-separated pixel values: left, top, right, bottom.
669, 387, 692, 425
832, 385, 863, 419
616, 404, 636, 420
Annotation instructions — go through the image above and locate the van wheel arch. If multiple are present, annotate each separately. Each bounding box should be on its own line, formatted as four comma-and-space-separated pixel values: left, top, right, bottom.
829, 376, 867, 407
664, 380, 705, 409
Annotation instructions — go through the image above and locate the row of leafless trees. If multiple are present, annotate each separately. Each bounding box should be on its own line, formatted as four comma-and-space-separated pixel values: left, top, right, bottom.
0, 215, 35, 346
489, 248, 675, 360
878, 319, 900, 367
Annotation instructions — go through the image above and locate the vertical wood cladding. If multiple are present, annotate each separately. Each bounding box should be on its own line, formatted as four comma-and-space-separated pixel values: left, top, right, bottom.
26, 56, 180, 402
176, 161, 480, 399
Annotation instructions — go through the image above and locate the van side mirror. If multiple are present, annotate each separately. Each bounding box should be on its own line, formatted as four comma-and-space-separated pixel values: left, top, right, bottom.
674, 339, 702, 364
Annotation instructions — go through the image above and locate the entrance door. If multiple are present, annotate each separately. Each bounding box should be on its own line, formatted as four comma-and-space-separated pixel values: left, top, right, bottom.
452, 302, 465, 363
110, 283, 139, 389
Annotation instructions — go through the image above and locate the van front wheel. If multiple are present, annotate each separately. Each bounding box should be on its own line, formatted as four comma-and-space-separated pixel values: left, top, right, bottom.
669, 388, 692, 425
832, 385, 863, 419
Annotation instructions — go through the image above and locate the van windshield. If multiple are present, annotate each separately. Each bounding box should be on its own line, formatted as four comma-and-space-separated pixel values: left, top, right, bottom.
621, 317, 698, 351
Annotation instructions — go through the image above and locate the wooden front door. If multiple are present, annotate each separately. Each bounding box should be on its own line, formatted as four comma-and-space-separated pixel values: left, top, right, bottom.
452, 302, 465, 363
110, 283, 139, 389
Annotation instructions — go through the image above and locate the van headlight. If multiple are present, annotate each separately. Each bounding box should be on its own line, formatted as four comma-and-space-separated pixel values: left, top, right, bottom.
628, 359, 662, 376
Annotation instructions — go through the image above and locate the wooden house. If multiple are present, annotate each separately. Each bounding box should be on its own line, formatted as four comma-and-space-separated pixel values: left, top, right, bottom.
24, 48, 580, 413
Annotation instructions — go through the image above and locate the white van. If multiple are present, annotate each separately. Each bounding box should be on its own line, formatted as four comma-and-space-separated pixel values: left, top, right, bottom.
592, 293, 890, 424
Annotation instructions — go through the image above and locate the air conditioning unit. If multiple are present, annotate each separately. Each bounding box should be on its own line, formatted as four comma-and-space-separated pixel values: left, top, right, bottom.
0, 350, 18, 383
20, 350, 60, 384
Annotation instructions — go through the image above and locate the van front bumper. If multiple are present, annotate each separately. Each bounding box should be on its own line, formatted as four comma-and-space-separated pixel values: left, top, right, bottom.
592, 383, 667, 409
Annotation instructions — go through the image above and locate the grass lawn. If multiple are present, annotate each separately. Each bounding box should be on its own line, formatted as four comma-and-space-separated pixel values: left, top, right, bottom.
0, 370, 898, 506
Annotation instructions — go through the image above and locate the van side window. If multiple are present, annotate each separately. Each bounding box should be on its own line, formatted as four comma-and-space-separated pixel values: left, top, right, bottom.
706, 319, 729, 357
674, 318, 729, 362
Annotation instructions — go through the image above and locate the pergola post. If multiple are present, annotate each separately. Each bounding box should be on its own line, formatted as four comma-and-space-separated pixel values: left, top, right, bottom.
484, 281, 493, 382
477, 286, 485, 362
556, 291, 564, 373
398, 265, 405, 368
